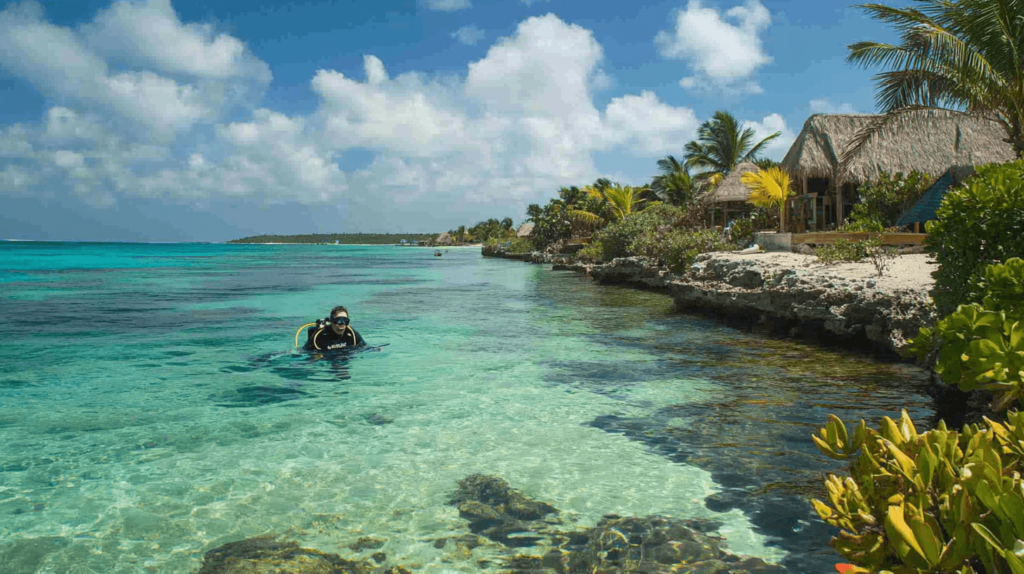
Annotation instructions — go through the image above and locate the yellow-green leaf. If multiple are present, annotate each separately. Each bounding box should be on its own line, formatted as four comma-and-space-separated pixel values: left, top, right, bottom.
972, 522, 1007, 553
885, 505, 929, 566
1005, 549, 1024, 574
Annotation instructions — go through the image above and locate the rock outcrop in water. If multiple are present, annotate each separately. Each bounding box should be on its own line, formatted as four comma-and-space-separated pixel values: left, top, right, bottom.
194, 535, 409, 574
448, 474, 786, 574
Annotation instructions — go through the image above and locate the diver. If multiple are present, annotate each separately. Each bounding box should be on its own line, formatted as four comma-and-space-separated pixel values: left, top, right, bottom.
298, 306, 366, 352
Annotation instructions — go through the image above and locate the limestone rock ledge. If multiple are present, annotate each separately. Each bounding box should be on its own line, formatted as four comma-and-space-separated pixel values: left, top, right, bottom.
577, 254, 938, 356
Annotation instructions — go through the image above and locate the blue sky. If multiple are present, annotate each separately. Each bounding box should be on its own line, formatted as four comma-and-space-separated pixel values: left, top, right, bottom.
0, 0, 900, 241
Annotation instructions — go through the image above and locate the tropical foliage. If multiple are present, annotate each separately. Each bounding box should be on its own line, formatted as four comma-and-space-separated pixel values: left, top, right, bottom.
651, 156, 700, 206
742, 166, 793, 232
468, 218, 515, 243
850, 171, 934, 230
924, 160, 1024, 314
577, 205, 737, 270
815, 238, 869, 265
846, 0, 1024, 161
585, 182, 652, 222
911, 258, 1024, 412
684, 111, 781, 183
812, 409, 1024, 574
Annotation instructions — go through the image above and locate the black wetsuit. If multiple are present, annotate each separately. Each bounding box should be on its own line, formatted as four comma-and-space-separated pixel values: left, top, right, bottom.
304, 325, 365, 352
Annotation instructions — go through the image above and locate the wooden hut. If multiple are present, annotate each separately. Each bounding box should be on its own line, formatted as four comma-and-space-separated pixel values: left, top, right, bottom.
702, 161, 759, 229
435, 232, 454, 246
780, 110, 1014, 231
515, 222, 535, 238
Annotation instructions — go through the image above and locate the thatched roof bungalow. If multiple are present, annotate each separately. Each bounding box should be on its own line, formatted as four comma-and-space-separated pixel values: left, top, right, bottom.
435, 232, 453, 246
704, 161, 759, 203
515, 222, 534, 238
780, 110, 1014, 228
701, 160, 760, 229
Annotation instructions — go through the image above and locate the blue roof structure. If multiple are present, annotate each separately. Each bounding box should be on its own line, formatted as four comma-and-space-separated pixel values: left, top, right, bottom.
897, 170, 956, 227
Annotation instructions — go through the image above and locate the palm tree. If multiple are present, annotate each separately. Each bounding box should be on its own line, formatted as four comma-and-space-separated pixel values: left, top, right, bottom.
742, 167, 794, 232
651, 156, 699, 205
584, 182, 649, 222
684, 111, 781, 184
846, 0, 1024, 160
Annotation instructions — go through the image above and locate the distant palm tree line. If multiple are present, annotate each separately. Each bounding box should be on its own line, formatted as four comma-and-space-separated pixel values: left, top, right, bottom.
449, 109, 781, 245
513, 110, 780, 243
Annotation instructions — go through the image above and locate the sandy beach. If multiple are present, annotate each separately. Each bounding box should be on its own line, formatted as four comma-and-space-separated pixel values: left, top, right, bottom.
707, 251, 937, 294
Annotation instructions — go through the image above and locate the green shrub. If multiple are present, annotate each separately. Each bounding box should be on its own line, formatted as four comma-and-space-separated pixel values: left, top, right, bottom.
926, 160, 1024, 314
632, 229, 737, 273
811, 409, 1024, 574
587, 205, 685, 262
730, 218, 756, 247
863, 235, 898, 277
505, 237, 534, 255
816, 238, 868, 265
851, 170, 933, 229
576, 243, 602, 263
840, 219, 886, 233
581, 205, 736, 270
911, 258, 1024, 412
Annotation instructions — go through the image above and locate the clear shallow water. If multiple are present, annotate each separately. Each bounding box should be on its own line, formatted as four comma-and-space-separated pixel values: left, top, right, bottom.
0, 243, 934, 573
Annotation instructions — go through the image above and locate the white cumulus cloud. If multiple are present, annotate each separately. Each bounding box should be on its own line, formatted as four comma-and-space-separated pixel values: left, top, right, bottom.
0, 7, 797, 233
656, 0, 772, 95
452, 24, 485, 45
82, 0, 270, 82
0, 1, 269, 139
742, 113, 796, 161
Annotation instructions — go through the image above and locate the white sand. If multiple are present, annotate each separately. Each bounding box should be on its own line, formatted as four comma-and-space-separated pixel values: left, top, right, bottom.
706, 251, 937, 293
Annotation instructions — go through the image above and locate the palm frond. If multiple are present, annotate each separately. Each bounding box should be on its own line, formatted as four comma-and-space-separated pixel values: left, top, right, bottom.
568, 209, 603, 227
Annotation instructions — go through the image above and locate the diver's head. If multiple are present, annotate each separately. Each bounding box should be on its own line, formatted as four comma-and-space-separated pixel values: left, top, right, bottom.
329, 306, 350, 334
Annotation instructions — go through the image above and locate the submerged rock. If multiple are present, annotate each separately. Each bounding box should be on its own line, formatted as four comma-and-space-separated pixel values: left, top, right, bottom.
448, 474, 559, 546
448, 475, 786, 573
364, 414, 393, 426
195, 535, 409, 574
197, 476, 786, 574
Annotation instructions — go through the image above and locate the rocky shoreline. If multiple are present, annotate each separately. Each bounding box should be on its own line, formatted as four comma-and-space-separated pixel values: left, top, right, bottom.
485, 248, 939, 358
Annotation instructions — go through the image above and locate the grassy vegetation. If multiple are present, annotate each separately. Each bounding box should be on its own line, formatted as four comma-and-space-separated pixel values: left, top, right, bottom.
227, 233, 438, 245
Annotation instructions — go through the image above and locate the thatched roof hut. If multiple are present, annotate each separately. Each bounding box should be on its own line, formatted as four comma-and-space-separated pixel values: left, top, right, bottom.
781, 110, 1013, 181
435, 232, 453, 246
780, 110, 1014, 227
703, 161, 760, 203
515, 222, 534, 238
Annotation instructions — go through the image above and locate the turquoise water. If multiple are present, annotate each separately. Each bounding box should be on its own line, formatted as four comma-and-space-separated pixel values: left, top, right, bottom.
0, 243, 934, 573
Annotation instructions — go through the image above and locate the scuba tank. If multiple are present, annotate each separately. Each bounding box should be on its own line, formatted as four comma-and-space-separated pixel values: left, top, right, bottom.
294, 318, 331, 348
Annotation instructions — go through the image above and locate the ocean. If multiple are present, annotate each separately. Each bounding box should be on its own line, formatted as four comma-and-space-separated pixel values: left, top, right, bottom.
0, 242, 934, 573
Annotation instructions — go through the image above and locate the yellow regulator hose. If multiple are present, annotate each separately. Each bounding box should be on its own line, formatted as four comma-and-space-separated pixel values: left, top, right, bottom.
294, 323, 317, 348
